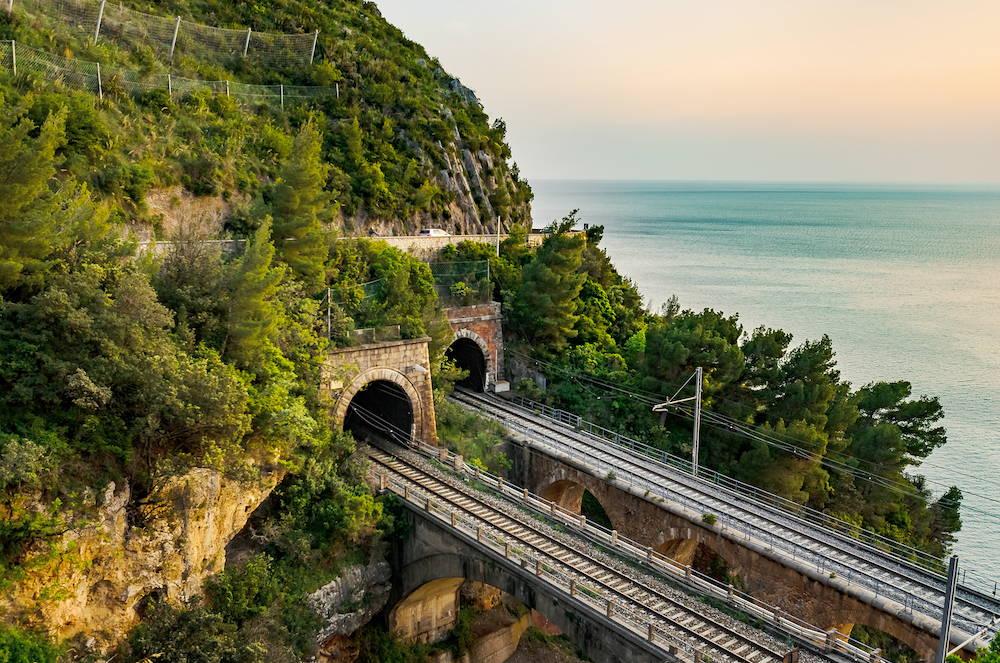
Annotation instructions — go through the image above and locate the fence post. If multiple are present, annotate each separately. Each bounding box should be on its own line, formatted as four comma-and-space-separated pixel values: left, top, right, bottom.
336, 82, 339, 99
226, 80, 229, 97
606, 599, 613, 618
96, 62, 102, 100
280, 84, 283, 109
243, 28, 251, 57
6, 0, 12, 14
10, 40, 14, 76
93, 0, 105, 44
611, 530, 617, 545
310, 29, 318, 64
169, 16, 181, 58
825, 629, 838, 652
455, 454, 463, 472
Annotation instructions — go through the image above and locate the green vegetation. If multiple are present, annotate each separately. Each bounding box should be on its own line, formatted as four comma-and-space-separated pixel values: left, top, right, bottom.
0, 624, 59, 663
433, 392, 510, 474
949, 633, 1000, 663
502, 217, 963, 560
581, 491, 613, 530
0, 0, 969, 655
1, 0, 531, 231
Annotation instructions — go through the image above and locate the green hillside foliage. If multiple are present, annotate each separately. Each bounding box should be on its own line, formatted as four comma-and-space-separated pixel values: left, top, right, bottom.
0, 92, 445, 653
0, 0, 531, 229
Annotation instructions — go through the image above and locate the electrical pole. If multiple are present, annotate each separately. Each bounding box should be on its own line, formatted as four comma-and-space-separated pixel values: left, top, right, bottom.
692, 366, 702, 477
935, 555, 959, 663
652, 366, 704, 477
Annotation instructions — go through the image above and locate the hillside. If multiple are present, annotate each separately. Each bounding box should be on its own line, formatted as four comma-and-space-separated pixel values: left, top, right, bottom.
0, 0, 532, 238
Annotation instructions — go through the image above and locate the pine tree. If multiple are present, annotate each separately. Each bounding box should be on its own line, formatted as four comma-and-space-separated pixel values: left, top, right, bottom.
271, 120, 331, 290
0, 101, 66, 291
514, 212, 586, 356
225, 221, 286, 373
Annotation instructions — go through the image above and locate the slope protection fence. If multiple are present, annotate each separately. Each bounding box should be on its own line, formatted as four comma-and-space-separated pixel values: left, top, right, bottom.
0, 40, 335, 106
12, 0, 318, 69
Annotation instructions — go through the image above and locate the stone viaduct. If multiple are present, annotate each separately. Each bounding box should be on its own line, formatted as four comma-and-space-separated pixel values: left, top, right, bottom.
506, 441, 958, 662
384, 499, 678, 663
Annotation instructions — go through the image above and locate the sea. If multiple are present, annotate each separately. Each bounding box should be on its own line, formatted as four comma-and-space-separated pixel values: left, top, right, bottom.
530, 180, 1000, 591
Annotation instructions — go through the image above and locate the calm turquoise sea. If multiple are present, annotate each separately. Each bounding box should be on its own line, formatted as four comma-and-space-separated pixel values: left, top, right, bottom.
531, 180, 1000, 587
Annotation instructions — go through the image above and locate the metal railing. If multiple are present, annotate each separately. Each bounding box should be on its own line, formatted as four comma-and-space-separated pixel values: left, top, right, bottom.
509, 395, 996, 589
377, 438, 891, 663
467, 397, 991, 636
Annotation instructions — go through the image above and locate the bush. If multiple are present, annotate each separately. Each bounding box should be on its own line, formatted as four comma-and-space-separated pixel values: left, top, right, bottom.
702, 513, 718, 526
206, 553, 277, 625
0, 624, 59, 663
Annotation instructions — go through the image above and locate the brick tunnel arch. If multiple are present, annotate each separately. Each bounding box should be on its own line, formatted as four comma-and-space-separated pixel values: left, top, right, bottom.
335, 368, 426, 445
447, 329, 492, 392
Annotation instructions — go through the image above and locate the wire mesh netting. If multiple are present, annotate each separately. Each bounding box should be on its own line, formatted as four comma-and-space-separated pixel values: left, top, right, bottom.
430, 261, 492, 307
16, 0, 317, 69
0, 40, 336, 106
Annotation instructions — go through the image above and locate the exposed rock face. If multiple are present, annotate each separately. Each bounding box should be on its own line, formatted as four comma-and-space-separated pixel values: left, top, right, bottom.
0, 468, 278, 652
309, 553, 392, 641
310, 554, 392, 660
354, 137, 528, 239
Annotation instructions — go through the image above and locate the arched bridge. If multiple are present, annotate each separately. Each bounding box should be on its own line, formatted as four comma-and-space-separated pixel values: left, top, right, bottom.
370, 444, 805, 663
449, 389, 1000, 662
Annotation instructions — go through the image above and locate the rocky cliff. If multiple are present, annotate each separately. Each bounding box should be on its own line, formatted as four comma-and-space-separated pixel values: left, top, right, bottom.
0, 468, 278, 655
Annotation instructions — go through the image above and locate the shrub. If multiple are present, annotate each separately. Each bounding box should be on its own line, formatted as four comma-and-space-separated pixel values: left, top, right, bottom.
0, 624, 59, 663
702, 513, 718, 526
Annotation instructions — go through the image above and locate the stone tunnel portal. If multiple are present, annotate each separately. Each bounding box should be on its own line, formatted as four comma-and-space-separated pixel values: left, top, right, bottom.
446, 337, 489, 392
343, 379, 414, 445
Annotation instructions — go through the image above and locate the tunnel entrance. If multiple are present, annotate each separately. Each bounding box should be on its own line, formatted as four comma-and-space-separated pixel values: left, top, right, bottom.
344, 379, 414, 444
446, 337, 488, 392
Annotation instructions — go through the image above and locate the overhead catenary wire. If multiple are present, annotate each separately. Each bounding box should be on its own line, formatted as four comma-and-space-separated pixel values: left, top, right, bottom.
507, 348, 1000, 515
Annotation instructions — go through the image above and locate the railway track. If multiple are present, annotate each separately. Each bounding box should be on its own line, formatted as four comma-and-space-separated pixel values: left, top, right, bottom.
449, 388, 1000, 648
368, 444, 793, 663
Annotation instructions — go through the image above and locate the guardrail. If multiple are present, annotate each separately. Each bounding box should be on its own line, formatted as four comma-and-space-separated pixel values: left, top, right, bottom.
462, 398, 992, 638
507, 395, 1000, 620
375, 439, 892, 663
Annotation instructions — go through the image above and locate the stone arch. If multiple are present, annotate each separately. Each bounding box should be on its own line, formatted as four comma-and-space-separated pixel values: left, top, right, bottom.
540, 479, 617, 531
391, 512, 669, 663
334, 367, 425, 445
449, 328, 492, 389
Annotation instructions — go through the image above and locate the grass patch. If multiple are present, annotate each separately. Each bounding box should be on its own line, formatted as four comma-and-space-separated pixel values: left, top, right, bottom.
435, 392, 511, 474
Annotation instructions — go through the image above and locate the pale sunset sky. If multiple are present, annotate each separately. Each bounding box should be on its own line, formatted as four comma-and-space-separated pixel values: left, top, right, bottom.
375, 0, 1000, 183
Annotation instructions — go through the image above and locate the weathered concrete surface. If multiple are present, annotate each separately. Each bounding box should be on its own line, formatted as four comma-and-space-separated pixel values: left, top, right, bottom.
445, 302, 504, 386
324, 337, 437, 445
508, 442, 956, 661
386, 503, 678, 663
377, 233, 550, 261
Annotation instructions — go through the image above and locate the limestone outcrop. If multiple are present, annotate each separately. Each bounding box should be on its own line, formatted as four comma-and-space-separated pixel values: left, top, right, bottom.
310, 553, 392, 657
0, 468, 278, 653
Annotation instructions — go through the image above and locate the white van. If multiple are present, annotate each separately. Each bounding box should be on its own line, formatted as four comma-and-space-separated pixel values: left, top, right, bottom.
417, 228, 450, 237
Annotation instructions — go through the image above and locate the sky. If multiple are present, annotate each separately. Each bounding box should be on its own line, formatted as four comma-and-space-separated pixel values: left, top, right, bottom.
374, 0, 1000, 183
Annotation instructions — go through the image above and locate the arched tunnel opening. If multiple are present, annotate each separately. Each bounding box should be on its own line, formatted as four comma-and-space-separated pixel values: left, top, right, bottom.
343, 379, 414, 445
446, 337, 488, 392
